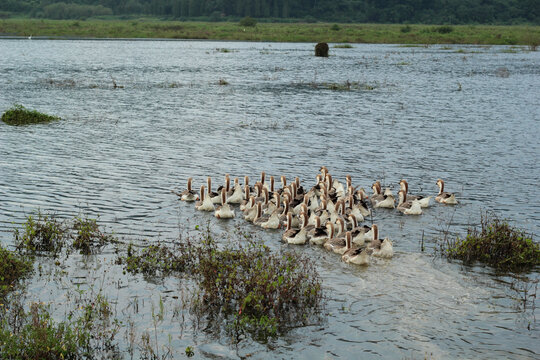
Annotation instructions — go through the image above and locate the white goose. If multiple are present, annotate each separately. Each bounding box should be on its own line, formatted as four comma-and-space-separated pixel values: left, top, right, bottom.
195, 185, 215, 212
214, 188, 235, 219
397, 190, 423, 215
174, 177, 199, 201
399, 179, 432, 208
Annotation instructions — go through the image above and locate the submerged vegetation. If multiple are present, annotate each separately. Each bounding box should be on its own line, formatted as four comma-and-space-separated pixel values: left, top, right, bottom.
14, 211, 117, 256
1, 104, 60, 126
1, 19, 539, 45
120, 226, 323, 340
441, 213, 539, 272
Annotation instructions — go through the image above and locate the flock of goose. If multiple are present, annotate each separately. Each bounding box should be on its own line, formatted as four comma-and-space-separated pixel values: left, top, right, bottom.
173, 167, 458, 266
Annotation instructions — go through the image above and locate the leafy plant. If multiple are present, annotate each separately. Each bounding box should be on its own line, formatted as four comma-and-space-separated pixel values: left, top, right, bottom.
1, 104, 60, 126
14, 211, 68, 256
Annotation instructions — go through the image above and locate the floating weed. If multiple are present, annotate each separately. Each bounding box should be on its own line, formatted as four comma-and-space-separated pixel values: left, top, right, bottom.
218, 79, 229, 85
333, 44, 353, 48
395, 61, 411, 66
305, 81, 376, 91
1, 104, 60, 126
440, 212, 539, 272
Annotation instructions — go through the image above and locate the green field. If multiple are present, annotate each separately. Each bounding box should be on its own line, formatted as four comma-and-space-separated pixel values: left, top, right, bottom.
1, 19, 539, 45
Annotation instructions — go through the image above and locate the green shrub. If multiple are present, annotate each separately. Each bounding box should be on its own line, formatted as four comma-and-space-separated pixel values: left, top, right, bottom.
330, 24, 340, 31
434, 25, 453, 34
0, 245, 33, 298
442, 213, 539, 272
1, 105, 60, 126
239, 16, 257, 27
72, 215, 117, 255
400, 25, 412, 33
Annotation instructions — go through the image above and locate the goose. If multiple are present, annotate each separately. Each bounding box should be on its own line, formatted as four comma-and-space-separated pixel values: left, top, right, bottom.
253, 202, 270, 226
397, 190, 423, 215
227, 179, 244, 204
310, 199, 329, 225
399, 179, 432, 208
348, 214, 371, 246
370, 181, 385, 205
263, 175, 276, 196
282, 213, 308, 245
436, 179, 458, 205
216, 174, 230, 193
374, 193, 395, 209
239, 185, 252, 211
215, 188, 235, 219
278, 199, 291, 224
195, 185, 215, 212
323, 224, 349, 255
343, 246, 372, 266
174, 177, 199, 201
206, 177, 221, 204
368, 225, 393, 259
260, 209, 282, 229
293, 194, 309, 215
308, 216, 329, 245
243, 197, 259, 222
345, 195, 365, 223
341, 232, 371, 265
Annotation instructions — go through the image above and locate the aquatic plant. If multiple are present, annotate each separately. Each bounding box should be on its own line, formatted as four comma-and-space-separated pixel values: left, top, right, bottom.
72, 215, 117, 255
14, 211, 69, 256
0, 293, 120, 359
14, 211, 117, 256
442, 212, 539, 272
120, 227, 323, 340
333, 44, 353, 48
0, 245, 33, 298
1, 104, 60, 126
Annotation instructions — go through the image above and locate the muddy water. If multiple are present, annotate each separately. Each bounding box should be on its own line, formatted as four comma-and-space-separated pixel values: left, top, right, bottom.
0, 39, 539, 358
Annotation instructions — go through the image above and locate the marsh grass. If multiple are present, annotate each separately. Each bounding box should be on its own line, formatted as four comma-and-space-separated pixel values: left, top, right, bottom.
0, 292, 120, 359
1, 19, 538, 45
1, 104, 60, 126
120, 226, 323, 341
15, 211, 117, 256
0, 245, 33, 299
440, 212, 539, 272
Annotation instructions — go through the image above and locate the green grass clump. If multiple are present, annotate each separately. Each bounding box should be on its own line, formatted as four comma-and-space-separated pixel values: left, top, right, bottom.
14, 211, 68, 255
1, 105, 60, 126
0, 293, 119, 359
14, 211, 117, 256
443, 213, 539, 272
121, 227, 323, 340
72, 215, 117, 255
0, 245, 33, 298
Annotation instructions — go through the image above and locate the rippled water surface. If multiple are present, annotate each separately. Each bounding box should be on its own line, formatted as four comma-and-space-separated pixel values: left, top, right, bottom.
1, 40, 539, 359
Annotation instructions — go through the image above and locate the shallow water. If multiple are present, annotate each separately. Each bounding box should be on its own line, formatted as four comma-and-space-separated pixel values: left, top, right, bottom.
0, 40, 539, 359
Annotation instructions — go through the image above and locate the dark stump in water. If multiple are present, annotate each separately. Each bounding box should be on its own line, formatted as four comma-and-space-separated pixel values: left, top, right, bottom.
315, 42, 329, 57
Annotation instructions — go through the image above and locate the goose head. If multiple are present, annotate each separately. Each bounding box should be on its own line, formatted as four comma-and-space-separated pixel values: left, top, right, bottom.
315, 215, 321, 228
300, 212, 308, 228
399, 179, 408, 193
337, 218, 345, 234
345, 232, 352, 250
280, 175, 287, 188
326, 222, 334, 239
345, 175, 352, 189
261, 171, 266, 185
225, 174, 230, 192
207, 177, 212, 192
286, 212, 292, 231
270, 176, 275, 192
187, 177, 193, 191
295, 176, 301, 188
244, 175, 249, 187
244, 184, 250, 199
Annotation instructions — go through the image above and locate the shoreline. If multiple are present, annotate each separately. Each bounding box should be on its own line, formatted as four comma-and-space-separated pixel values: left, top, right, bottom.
1, 19, 539, 45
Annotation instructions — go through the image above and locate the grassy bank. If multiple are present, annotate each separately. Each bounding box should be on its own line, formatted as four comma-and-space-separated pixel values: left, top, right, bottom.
1, 18, 539, 45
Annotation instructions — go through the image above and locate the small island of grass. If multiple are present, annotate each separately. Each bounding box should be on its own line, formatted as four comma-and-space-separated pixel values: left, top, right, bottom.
442, 213, 539, 272
1, 104, 60, 125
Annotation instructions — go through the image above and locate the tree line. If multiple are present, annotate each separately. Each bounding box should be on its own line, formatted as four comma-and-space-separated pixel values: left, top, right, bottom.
1, 0, 538, 24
